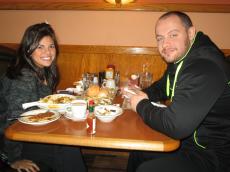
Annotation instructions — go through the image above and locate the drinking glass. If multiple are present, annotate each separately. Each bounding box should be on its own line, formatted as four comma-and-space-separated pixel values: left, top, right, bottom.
140, 72, 153, 89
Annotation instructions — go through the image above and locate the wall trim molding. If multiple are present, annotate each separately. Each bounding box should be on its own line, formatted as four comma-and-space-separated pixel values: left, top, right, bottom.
0, 2, 230, 13
1, 43, 230, 56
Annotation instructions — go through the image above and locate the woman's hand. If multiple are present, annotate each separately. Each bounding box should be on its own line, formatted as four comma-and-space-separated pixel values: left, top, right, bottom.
10, 159, 40, 172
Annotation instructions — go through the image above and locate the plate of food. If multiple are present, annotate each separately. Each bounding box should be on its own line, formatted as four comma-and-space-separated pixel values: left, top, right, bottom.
94, 105, 123, 123
85, 86, 116, 106
18, 109, 60, 125
22, 94, 76, 111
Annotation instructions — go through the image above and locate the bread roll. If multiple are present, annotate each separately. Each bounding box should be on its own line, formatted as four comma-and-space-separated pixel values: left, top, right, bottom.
98, 88, 109, 98
87, 85, 100, 97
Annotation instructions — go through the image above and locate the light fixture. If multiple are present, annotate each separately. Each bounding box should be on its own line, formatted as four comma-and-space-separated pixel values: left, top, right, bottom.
105, 0, 135, 5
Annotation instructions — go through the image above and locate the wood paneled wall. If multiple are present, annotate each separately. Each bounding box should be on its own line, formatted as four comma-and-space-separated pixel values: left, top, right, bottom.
1, 44, 230, 90
57, 45, 230, 90
57, 45, 167, 90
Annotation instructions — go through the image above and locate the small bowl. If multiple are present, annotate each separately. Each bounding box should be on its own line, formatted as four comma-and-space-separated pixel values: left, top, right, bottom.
94, 105, 123, 123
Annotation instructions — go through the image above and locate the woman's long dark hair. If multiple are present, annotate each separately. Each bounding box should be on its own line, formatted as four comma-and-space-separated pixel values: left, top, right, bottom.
7, 23, 59, 91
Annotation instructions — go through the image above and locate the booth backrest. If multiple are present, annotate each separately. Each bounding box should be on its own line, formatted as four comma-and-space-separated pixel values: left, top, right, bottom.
0, 46, 16, 77
0, 44, 229, 90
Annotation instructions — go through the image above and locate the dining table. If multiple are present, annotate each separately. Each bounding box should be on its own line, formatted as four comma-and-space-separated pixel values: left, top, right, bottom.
4, 96, 180, 152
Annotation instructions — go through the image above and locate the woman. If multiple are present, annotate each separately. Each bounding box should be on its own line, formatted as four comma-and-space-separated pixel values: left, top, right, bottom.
0, 23, 87, 172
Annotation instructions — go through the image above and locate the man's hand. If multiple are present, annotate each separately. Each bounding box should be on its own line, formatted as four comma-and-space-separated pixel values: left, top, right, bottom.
129, 90, 148, 112
10, 159, 40, 172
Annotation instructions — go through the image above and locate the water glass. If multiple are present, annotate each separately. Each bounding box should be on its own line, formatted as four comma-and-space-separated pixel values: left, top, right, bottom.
140, 72, 153, 89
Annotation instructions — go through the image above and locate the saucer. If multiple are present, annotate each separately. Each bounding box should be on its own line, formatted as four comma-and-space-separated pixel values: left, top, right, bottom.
64, 112, 86, 121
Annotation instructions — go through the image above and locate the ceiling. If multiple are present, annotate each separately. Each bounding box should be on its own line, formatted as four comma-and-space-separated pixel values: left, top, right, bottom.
0, 0, 230, 4
0, 0, 229, 12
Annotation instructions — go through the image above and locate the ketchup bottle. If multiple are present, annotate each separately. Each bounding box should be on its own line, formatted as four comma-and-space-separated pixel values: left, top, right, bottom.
87, 100, 96, 135
105, 64, 115, 79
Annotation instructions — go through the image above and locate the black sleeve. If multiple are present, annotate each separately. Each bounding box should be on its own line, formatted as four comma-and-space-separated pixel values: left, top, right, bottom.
0, 81, 7, 115
3, 73, 38, 163
3, 139, 23, 164
137, 60, 226, 139
0, 81, 8, 136
5, 74, 38, 120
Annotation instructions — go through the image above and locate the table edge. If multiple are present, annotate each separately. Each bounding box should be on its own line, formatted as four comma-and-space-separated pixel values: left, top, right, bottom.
5, 127, 180, 152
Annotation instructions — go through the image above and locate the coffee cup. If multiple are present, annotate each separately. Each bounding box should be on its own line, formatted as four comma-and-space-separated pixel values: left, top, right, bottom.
102, 79, 116, 89
75, 81, 84, 92
66, 100, 87, 120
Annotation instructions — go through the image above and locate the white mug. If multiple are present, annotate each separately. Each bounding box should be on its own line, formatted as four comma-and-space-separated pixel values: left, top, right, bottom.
66, 100, 87, 120
102, 79, 116, 89
75, 81, 84, 92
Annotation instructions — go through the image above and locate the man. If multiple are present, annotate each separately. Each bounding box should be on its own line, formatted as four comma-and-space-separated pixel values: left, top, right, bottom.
125, 11, 230, 172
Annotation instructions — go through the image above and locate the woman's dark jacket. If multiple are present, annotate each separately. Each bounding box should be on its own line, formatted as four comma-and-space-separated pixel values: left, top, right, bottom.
0, 68, 52, 163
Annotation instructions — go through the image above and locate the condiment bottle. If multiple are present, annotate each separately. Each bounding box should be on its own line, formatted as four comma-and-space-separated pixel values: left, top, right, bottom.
105, 64, 115, 79
88, 99, 95, 113
114, 71, 120, 87
98, 71, 105, 87
92, 75, 99, 86
87, 100, 96, 135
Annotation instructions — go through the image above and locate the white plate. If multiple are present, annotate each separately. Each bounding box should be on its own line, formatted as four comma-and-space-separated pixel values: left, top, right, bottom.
18, 109, 60, 125
94, 105, 123, 117
38, 94, 76, 111
64, 113, 86, 121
